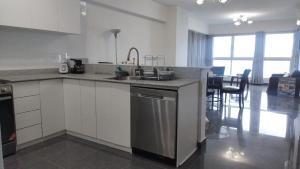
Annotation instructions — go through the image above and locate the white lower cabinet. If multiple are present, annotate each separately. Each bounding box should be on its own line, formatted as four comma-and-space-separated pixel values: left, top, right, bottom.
96, 82, 131, 148
80, 80, 96, 138
63, 79, 81, 134
63, 79, 97, 138
40, 80, 65, 136
16, 124, 42, 145
14, 79, 130, 151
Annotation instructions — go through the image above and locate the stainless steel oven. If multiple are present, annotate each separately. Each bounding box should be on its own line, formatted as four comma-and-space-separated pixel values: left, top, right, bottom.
131, 86, 177, 159
0, 84, 16, 157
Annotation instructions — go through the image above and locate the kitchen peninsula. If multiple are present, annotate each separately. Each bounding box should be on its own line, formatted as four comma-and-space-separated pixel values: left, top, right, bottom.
0, 66, 208, 167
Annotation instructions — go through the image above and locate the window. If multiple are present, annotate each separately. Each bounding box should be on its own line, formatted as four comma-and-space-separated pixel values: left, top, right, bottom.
233, 35, 255, 58
213, 35, 255, 75
263, 33, 294, 78
212, 36, 232, 58
264, 33, 294, 58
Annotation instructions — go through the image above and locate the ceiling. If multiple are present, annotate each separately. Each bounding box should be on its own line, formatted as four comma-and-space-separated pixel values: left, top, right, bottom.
154, 0, 300, 25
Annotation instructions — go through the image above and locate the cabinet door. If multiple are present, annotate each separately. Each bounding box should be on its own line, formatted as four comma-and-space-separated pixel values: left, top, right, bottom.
0, 0, 31, 28
58, 0, 80, 34
30, 0, 59, 31
96, 82, 131, 148
63, 79, 81, 134
96, 82, 111, 140
40, 80, 65, 136
80, 80, 96, 138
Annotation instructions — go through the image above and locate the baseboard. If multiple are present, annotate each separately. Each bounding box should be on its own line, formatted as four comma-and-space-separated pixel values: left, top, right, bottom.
17, 130, 66, 150
66, 131, 132, 153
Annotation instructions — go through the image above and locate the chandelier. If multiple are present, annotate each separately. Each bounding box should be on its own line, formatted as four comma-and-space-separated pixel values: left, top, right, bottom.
196, 0, 228, 5
233, 15, 253, 26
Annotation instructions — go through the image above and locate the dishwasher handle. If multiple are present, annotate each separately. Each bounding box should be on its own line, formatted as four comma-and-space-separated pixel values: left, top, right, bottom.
136, 93, 176, 101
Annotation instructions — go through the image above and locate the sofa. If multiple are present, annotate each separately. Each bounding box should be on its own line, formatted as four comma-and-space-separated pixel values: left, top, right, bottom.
267, 71, 300, 98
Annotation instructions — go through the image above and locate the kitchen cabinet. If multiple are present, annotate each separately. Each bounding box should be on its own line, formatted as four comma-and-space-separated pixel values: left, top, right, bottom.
96, 82, 131, 148
14, 95, 40, 114
63, 79, 81, 134
13, 81, 43, 145
12, 81, 40, 98
30, 0, 59, 32
16, 124, 42, 145
80, 80, 96, 138
64, 79, 97, 138
0, 0, 31, 29
58, 0, 81, 34
40, 80, 65, 136
0, 0, 80, 34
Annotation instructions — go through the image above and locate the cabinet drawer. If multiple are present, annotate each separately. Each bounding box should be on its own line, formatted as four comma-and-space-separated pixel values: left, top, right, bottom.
14, 95, 40, 114
17, 124, 42, 145
13, 81, 40, 98
15, 110, 41, 130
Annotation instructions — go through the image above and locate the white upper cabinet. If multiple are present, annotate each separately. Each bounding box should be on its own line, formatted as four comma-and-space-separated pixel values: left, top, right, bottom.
40, 79, 65, 137
58, 0, 81, 34
30, 0, 59, 32
0, 0, 31, 29
0, 0, 80, 34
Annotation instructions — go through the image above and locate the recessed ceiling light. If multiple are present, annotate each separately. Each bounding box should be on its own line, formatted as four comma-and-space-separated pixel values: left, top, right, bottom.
297, 20, 300, 26
248, 20, 253, 24
196, 0, 204, 5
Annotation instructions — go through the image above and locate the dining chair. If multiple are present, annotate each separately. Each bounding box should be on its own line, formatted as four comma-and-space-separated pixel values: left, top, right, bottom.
222, 77, 248, 108
231, 69, 251, 92
211, 66, 225, 76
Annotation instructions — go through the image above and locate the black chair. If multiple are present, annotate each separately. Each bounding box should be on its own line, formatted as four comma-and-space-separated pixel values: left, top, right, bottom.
207, 89, 215, 109
222, 77, 248, 108
231, 69, 251, 92
211, 66, 225, 76
207, 67, 225, 107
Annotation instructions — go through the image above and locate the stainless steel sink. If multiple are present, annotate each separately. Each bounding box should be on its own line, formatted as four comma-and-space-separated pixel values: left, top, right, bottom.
107, 76, 142, 81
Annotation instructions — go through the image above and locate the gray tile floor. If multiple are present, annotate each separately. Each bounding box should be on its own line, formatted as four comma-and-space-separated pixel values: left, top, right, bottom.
4, 85, 299, 169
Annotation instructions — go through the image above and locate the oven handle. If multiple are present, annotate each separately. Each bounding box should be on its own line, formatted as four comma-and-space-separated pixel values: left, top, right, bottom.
0, 96, 12, 101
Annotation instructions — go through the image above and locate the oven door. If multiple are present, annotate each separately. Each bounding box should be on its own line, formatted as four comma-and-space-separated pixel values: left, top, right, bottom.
0, 95, 16, 144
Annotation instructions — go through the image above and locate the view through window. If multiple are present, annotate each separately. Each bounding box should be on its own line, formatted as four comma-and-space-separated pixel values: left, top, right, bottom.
212, 33, 294, 78
213, 35, 255, 76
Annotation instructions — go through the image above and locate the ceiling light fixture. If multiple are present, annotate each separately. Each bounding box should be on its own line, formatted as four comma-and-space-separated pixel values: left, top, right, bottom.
196, 0, 204, 5
233, 15, 253, 26
219, 0, 228, 3
196, 0, 228, 5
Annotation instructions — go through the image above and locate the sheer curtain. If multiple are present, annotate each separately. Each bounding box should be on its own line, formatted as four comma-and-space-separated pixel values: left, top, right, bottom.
290, 30, 300, 72
205, 35, 213, 66
251, 32, 265, 84
187, 30, 211, 67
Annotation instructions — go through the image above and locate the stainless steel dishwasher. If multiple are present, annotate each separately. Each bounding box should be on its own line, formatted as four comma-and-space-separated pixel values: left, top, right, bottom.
131, 86, 177, 159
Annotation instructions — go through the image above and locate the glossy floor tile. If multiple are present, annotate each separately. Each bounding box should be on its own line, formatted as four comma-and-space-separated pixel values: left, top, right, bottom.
4, 85, 299, 169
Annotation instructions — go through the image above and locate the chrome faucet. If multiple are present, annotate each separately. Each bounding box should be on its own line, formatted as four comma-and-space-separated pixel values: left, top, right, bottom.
127, 47, 143, 76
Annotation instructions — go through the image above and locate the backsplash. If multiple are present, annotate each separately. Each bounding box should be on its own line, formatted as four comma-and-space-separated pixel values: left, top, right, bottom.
0, 64, 210, 80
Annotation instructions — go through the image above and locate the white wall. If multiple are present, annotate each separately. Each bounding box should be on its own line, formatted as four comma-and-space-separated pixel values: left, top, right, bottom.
84, 2, 167, 65
175, 7, 189, 67
188, 17, 209, 34
209, 19, 298, 35
87, 0, 168, 22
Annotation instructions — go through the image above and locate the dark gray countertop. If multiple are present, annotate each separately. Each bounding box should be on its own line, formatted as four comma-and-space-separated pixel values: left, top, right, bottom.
0, 73, 200, 90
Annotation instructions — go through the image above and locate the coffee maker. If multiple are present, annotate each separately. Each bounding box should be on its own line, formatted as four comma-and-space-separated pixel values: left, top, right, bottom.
68, 59, 85, 74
